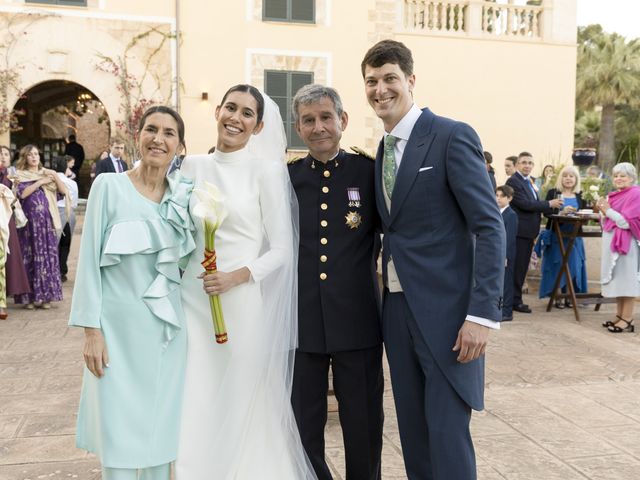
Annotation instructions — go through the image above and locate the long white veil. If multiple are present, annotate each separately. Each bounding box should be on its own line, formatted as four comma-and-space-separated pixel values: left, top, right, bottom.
241, 93, 315, 478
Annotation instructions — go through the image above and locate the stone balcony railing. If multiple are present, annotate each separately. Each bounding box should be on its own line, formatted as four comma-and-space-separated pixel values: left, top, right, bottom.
402, 0, 554, 41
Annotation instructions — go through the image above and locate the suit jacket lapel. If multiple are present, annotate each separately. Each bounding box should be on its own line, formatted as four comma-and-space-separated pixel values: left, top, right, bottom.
374, 139, 390, 223
389, 110, 436, 224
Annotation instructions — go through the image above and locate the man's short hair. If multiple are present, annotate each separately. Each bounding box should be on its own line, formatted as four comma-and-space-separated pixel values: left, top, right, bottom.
110, 137, 125, 146
496, 185, 514, 198
518, 151, 533, 160
68, 134, 76, 142
292, 84, 344, 123
505, 156, 517, 165
483, 151, 493, 164
361, 39, 414, 77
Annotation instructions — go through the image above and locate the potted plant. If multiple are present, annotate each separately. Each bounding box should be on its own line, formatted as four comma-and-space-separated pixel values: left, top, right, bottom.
572, 148, 597, 167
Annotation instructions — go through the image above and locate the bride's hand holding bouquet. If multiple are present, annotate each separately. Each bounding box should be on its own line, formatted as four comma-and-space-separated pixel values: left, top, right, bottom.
192, 181, 229, 343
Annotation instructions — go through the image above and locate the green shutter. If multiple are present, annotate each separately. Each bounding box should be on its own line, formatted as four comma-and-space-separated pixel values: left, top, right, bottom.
292, 0, 315, 22
263, 0, 315, 23
263, 0, 288, 21
265, 70, 314, 149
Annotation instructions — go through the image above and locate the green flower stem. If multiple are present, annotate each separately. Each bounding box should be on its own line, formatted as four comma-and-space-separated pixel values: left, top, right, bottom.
204, 222, 227, 342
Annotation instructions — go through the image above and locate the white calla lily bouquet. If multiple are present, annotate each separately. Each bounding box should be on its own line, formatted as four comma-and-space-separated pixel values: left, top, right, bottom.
192, 182, 229, 343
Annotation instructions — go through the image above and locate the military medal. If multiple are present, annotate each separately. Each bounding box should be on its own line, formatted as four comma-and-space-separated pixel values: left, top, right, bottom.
345, 211, 362, 229
347, 187, 361, 208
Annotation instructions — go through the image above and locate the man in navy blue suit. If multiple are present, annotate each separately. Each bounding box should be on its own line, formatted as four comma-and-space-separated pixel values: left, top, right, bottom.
95, 138, 128, 177
496, 185, 518, 321
506, 153, 563, 313
361, 40, 505, 479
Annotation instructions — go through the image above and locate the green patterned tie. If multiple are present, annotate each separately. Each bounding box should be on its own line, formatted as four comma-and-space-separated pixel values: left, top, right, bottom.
383, 135, 398, 197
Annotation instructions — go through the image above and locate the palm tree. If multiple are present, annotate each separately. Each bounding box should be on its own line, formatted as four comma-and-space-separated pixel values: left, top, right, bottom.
576, 25, 640, 173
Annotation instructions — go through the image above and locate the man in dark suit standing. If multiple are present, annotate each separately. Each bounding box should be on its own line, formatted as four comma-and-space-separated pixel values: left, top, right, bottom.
64, 134, 85, 178
95, 137, 127, 176
288, 84, 383, 480
361, 40, 505, 479
496, 185, 518, 321
506, 152, 563, 313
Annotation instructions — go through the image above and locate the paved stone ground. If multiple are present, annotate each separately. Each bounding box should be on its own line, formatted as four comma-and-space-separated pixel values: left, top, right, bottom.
1, 219, 639, 479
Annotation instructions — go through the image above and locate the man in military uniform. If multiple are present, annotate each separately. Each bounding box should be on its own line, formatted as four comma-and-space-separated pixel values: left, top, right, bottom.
288, 84, 383, 480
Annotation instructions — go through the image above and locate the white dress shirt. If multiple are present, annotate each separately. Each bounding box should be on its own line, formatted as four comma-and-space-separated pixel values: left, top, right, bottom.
383, 104, 499, 329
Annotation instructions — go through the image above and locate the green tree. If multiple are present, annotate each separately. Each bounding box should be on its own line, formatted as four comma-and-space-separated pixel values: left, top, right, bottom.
576, 25, 640, 173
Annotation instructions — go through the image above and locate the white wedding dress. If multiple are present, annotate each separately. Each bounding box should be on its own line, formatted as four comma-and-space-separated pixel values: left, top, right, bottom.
176, 147, 315, 479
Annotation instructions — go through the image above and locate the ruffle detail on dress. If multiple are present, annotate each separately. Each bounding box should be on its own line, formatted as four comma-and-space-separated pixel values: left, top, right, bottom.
100, 172, 196, 345
602, 251, 620, 285
601, 239, 640, 285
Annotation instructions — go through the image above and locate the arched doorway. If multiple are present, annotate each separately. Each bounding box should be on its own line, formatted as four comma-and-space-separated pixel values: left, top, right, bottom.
10, 80, 111, 197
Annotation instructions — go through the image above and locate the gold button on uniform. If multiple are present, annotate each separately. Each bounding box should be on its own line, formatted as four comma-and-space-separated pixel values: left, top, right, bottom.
322, 186, 329, 193
320, 203, 328, 210
320, 220, 328, 227
323, 170, 331, 178
320, 273, 327, 280
320, 255, 327, 262
321, 238, 328, 245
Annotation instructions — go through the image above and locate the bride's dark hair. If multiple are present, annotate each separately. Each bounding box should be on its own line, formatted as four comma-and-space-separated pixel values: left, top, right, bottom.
219, 84, 265, 124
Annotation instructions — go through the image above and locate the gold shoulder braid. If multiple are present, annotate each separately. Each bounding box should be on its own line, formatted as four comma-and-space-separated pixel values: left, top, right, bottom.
350, 146, 375, 161
287, 156, 303, 164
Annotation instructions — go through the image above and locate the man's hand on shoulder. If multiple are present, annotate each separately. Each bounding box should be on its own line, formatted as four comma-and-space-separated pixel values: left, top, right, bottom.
452, 321, 489, 363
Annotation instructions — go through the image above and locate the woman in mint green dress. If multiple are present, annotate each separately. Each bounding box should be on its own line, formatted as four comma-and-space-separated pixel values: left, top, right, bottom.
69, 106, 194, 480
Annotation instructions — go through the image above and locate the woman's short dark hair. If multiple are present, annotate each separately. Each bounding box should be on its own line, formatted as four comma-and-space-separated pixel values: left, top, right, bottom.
138, 105, 186, 149
361, 39, 414, 77
219, 84, 265, 124
16, 144, 40, 170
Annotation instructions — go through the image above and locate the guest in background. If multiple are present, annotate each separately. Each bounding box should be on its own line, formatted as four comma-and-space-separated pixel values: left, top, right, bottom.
587, 165, 613, 194
0, 181, 15, 319
506, 152, 563, 313
64, 134, 85, 179
535, 164, 554, 189
536, 166, 587, 308
0, 145, 30, 315
95, 138, 127, 177
597, 162, 640, 333
14, 145, 67, 309
496, 185, 518, 321
484, 151, 497, 190
64, 155, 77, 180
536, 164, 556, 199
55, 156, 79, 282
505, 155, 517, 178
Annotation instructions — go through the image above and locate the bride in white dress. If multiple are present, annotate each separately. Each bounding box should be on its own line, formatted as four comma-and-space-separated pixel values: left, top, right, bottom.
176, 85, 316, 479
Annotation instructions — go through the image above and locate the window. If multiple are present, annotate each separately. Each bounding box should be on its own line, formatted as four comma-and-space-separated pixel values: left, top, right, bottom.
25, 0, 87, 5
265, 70, 314, 149
263, 0, 315, 23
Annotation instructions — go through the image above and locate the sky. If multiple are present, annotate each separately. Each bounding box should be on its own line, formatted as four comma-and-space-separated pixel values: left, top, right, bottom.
576, 0, 640, 39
